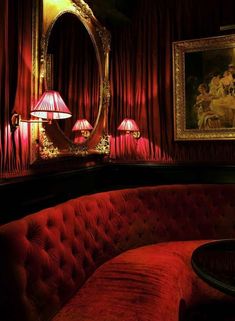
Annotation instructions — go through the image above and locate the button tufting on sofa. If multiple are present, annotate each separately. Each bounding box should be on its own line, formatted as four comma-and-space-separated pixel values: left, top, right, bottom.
47, 218, 54, 228
1, 184, 235, 321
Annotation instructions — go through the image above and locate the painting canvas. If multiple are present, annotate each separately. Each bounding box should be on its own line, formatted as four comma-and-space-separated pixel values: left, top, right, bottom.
173, 34, 235, 140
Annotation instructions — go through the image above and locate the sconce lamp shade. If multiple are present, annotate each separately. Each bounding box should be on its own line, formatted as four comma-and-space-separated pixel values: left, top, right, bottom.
30, 90, 72, 120
118, 118, 139, 131
72, 119, 93, 131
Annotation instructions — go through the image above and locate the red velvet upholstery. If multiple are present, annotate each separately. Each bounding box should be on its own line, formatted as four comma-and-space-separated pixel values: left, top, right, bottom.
52, 241, 235, 321
0, 184, 235, 321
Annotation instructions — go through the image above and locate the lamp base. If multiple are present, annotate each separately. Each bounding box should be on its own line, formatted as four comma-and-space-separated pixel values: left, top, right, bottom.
132, 131, 141, 139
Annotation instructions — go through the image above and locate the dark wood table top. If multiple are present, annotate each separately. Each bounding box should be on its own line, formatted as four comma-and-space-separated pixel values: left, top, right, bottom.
191, 239, 235, 296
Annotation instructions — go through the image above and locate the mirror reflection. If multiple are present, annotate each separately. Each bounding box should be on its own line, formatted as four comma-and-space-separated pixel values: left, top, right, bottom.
47, 12, 100, 144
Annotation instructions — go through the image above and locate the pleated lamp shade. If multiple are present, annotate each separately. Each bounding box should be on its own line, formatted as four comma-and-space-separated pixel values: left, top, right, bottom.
117, 118, 139, 131
30, 90, 72, 120
72, 119, 93, 131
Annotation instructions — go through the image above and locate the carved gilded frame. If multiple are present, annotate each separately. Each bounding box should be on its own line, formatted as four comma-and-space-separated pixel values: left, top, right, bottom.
173, 34, 235, 140
31, 0, 111, 162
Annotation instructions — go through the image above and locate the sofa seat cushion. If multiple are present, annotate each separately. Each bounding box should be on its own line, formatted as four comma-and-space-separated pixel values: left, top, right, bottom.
52, 241, 234, 321
151, 241, 235, 304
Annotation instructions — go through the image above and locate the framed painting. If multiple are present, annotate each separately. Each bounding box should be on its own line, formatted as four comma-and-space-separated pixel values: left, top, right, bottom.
173, 34, 235, 140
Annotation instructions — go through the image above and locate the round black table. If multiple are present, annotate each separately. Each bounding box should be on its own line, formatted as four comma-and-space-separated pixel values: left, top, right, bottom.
191, 239, 235, 296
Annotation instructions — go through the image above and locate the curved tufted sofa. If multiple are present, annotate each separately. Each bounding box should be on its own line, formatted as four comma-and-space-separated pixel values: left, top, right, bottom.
0, 184, 235, 321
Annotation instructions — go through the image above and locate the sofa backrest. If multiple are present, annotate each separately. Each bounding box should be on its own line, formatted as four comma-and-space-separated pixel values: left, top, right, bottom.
0, 184, 235, 321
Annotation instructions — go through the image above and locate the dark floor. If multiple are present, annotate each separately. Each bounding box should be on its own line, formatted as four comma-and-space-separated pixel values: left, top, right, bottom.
185, 302, 235, 321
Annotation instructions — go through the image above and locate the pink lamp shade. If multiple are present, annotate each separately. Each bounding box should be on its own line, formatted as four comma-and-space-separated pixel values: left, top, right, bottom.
72, 119, 93, 131
30, 90, 72, 120
117, 118, 139, 131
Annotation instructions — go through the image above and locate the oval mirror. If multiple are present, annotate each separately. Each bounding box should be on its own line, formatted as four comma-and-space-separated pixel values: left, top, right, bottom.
47, 12, 100, 144
31, 0, 111, 162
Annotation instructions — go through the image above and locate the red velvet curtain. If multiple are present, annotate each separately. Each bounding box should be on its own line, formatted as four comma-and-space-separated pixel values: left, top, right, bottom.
109, 0, 235, 162
109, 0, 161, 160
0, 0, 32, 177
48, 13, 100, 141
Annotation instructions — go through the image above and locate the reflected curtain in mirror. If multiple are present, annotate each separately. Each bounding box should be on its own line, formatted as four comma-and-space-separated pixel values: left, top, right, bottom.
47, 12, 100, 142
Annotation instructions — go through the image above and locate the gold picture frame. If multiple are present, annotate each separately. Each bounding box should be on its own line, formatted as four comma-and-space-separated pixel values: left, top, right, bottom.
173, 34, 235, 140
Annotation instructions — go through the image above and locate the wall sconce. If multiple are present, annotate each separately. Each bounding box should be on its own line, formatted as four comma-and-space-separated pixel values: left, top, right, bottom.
10, 111, 49, 132
10, 90, 72, 132
30, 90, 72, 123
72, 119, 93, 141
117, 118, 140, 138
10, 111, 20, 131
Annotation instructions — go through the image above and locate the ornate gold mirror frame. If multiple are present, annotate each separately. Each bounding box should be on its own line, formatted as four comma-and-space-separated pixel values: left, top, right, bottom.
31, 0, 111, 163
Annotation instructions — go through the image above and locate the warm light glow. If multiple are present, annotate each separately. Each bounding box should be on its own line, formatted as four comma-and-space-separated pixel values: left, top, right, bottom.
30, 90, 72, 120
72, 119, 93, 131
117, 118, 140, 139
117, 118, 139, 131
43, 0, 74, 33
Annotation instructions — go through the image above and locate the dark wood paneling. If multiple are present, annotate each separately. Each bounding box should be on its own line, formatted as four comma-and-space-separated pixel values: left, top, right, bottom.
1, 162, 235, 224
